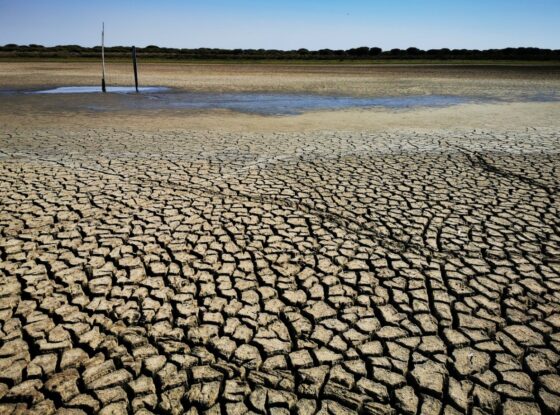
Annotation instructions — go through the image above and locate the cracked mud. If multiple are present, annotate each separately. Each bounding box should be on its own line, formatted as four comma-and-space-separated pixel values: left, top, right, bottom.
1, 125, 560, 415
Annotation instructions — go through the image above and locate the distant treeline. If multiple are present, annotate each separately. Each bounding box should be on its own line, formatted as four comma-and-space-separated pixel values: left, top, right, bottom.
1, 44, 560, 61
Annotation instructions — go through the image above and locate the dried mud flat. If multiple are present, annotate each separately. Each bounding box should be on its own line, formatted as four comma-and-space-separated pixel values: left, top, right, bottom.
1, 63, 560, 415
2, 62, 560, 98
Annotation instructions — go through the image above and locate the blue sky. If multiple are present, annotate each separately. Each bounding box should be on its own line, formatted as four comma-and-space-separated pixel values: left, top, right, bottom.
1, 0, 559, 50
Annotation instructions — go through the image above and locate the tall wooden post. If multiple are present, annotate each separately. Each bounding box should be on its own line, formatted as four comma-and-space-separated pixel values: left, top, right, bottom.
101, 22, 106, 93
132, 46, 139, 93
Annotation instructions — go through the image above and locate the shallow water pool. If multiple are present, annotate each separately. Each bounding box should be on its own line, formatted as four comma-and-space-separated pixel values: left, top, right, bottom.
28, 87, 480, 115
34, 86, 170, 94
7, 86, 559, 115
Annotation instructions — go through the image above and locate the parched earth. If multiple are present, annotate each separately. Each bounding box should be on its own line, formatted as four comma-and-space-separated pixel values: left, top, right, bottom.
1, 126, 559, 414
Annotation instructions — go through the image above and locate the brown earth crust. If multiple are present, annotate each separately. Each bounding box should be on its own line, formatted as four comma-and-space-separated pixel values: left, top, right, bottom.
1, 61, 560, 98
1, 63, 560, 415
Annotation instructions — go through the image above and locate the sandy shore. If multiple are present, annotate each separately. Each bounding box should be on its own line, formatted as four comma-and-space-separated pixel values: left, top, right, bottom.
1, 63, 560, 415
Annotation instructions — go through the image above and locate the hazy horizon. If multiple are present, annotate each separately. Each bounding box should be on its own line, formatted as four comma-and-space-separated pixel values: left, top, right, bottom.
1, 0, 559, 50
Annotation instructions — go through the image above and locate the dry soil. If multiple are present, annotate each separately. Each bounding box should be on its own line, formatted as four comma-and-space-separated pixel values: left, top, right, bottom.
0, 62, 559, 415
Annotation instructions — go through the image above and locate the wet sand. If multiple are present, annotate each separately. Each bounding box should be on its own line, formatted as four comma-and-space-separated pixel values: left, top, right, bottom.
1, 62, 560, 415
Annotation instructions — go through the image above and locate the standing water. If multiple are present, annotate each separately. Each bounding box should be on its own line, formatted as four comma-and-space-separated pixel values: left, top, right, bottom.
6, 86, 557, 115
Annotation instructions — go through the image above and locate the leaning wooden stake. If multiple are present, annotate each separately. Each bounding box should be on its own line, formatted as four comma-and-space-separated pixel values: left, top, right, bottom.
101, 22, 106, 93
132, 46, 139, 93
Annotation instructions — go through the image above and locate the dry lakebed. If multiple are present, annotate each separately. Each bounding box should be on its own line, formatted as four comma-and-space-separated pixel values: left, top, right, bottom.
0, 62, 559, 415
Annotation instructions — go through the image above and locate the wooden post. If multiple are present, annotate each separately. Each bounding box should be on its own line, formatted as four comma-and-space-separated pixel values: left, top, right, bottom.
132, 46, 139, 93
101, 22, 106, 92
